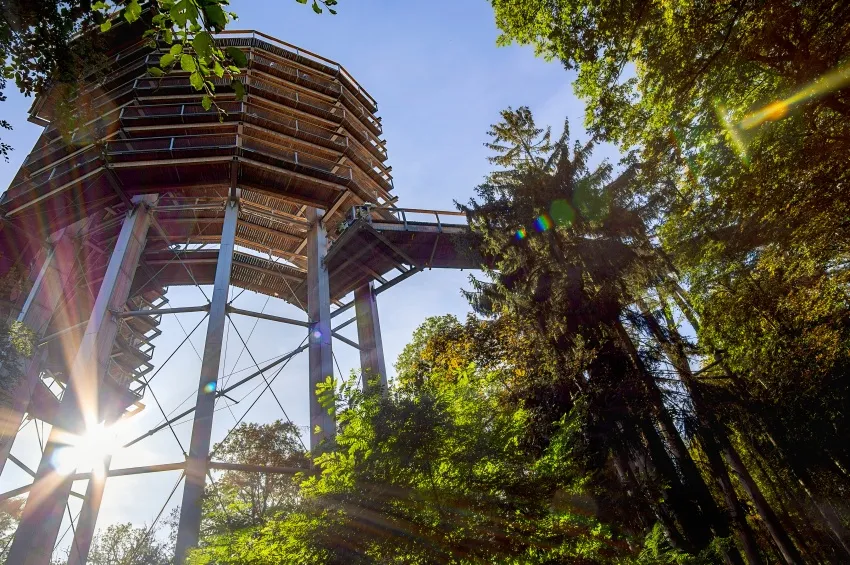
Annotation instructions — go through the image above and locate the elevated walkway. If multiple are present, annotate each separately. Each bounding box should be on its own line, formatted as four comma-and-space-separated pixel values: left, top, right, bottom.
136, 207, 477, 306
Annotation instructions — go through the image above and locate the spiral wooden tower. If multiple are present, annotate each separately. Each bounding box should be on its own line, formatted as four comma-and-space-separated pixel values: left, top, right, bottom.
0, 23, 471, 565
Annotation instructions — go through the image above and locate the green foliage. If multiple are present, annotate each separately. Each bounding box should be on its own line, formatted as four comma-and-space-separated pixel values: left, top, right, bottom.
201, 420, 309, 536
0, 265, 33, 399
0, 497, 24, 562
635, 524, 724, 565
50, 522, 171, 565
191, 360, 633, 564
490, 2, 850, 562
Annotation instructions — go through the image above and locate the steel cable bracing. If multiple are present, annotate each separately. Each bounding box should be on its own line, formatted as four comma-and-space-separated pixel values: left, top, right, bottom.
167, 194, 237, 305
132, 241, 211, 303
219, 287, 239, 423
171, 353, 308, 431
64, 502, 83, 563
221, 287, 233, 379
220, 294, 271, 391
141, 313, 209, 391
224, 316, 308, 452
52, 507, 81, 553
125, 471, 185, 564
205, 469, 238, 534
173, 314, 204, 363
137, 349, 295, 437
141, 378, 188, 457
212, 335, 309, 457
122, 341, 308, 450
133, 311, 212, 457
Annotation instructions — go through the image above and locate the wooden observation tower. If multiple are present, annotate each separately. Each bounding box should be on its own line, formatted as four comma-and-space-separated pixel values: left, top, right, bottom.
0, 24, 472, 565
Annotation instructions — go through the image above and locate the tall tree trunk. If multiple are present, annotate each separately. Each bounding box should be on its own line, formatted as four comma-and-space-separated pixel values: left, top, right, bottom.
615, 409, 704, 551
638, 302, 758, 564
641, 299, 805, 564
614, 322, 728, 544
748, 402, 850, 559
636, 411, 712, 550
738, 426, 826, 562
660, 278, 844, 562
722, 442, 804, 564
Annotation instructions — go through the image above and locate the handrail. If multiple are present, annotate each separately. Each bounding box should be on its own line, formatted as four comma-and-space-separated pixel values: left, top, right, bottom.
367, 206, 468, 229
374, 207, 466, 216
217, 30, 379, 110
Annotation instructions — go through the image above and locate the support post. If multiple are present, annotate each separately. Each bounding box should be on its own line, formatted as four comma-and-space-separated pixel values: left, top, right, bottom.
354, 282, 387, 391
306, 208, 334, 451
66, 401, 125, 565
66, 452, 109, 565
6, 196, 156, 565
174, 194, 239, 565
0, 234, 77, 477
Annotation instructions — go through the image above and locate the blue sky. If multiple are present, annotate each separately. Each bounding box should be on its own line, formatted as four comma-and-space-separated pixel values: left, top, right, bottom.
0, 0, 617, 553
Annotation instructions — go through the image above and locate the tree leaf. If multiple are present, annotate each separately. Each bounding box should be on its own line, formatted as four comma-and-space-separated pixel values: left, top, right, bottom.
124, 0, 142, 23
170, 43, 183, 56
232, 78, 245, 100
100, 20, 112, 32
202, 95, 212, 111
190, 71, 204, 90
192, 31, 214, 60
148, 67, 164, 77
312, 1, 322, 14
159, 53, 175, 68
180, 54, 196, 72
204, 4, 228, 31
225, 46, 248, 68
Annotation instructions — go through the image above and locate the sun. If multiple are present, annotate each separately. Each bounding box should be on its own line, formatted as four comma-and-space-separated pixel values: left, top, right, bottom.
51, 422, 121, 476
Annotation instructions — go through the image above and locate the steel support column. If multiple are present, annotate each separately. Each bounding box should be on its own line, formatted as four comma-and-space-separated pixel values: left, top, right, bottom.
6, 196, 156, 565
67, 399, 124, 565
306, 208, 334, 451
174, 194, 239, 565
354, 282, 387, 391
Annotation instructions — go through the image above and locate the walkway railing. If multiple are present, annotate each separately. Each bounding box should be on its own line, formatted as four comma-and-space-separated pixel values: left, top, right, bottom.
372, 207, 468, 228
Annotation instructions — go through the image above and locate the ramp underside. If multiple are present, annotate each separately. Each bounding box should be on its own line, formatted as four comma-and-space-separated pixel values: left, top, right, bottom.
134, 217, 476, 306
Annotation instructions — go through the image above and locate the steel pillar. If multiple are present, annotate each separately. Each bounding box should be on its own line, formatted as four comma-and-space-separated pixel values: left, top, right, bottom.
354, 282, 387, 391
6, 196, 156, 565
0, 233, 77, 477
174, 195, 239, 565
66, 454, 111, 565
67, 400, 125, 565
307, 208, 334, 451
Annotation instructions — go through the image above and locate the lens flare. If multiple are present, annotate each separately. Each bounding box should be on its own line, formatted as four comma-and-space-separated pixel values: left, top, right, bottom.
203, 381, 217, 394
534, 214, 553, 232
715, 102, 749, 164
549, 199, 575, 227
515, 228, 527, 240
740, 61, 850, 130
